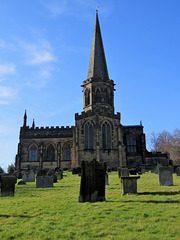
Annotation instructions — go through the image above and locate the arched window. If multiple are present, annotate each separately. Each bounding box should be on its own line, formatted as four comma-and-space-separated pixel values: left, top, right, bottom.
85, 89, 90, 106
96, 88, 101, 103
127, 137, 136, 153
64, 143, 71, 161
46, 144, 55, 161
29, 145, 38, 161
102, 122, 111, 149
84, 122, 93, 149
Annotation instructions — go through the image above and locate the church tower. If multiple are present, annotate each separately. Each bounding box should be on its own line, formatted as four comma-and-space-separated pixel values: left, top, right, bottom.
75, 11, 126, 167
82, 10, 115, 114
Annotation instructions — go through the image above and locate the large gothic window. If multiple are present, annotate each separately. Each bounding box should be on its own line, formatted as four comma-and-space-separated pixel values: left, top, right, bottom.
102, 122, 111, 149
127, 137, 137, 153
85, 89, 90, 106
46, 144, 55, 161
64, 143, 71, 161
84, 123, 93, 149
29, 145, 38, 161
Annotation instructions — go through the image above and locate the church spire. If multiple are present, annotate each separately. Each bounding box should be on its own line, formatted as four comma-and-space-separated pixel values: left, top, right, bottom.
87, 10, 109, 80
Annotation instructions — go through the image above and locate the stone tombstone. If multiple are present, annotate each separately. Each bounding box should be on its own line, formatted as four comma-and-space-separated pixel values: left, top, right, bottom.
175, 167, 180, 176
154, 164, 162, 174
0, 175, 17, 197
121, 176, 140, 195
36, 176, 53, 188
27, 170, 35, 182
22, 170, 35, 182
118, 168, 129, 178
159, 166, 173, 186
22, 171, 28, 182
79, 159, 106, 203
105, 173, 109, 185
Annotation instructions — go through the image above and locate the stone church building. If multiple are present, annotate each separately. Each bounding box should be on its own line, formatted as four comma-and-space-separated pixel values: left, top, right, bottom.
15, 12, 167, 171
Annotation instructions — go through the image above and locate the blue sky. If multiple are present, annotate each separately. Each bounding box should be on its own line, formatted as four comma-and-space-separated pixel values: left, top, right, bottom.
0, 0, 180, 171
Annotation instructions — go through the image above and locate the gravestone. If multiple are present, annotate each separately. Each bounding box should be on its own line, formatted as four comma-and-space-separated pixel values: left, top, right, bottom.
22, 170, 35, 182
105, 173, 109, 185
175, 167, 180, 176
154, 164, 162, 174
121, 176, 140, 195
159, 166, 173, 186
36, 176, 53, 188
0, 175, 17, 197
79, 159, 106, 203
118, 168, 129, 178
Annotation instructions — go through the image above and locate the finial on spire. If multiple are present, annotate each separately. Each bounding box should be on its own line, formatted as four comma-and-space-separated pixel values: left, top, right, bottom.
96, 6, 99, 13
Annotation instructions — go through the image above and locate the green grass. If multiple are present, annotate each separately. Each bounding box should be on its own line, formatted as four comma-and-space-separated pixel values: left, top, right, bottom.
0, 172, 180, 240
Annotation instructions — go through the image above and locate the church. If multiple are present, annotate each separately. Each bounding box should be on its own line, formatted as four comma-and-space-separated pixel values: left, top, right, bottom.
15, 11, 167, 171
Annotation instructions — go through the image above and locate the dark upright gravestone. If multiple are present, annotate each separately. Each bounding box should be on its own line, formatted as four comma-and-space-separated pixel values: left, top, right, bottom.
36, 176, 53, 188
79, 159, 106, 203
0, 175, 17, 197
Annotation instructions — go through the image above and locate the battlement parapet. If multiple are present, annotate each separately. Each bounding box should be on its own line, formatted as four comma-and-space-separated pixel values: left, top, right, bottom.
20, 125, 74, 139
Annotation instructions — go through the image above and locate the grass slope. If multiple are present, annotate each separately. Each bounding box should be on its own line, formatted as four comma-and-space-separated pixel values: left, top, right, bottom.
0, 172, 180, 240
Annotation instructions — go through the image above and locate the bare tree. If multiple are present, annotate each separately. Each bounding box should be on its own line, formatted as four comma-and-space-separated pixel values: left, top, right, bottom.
150, 129, 180, 163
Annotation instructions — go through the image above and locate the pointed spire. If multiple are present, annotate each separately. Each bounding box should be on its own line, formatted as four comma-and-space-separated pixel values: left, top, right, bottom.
87, 10, 109, 80
32, 119, 35, 129
23, 110, 27, 127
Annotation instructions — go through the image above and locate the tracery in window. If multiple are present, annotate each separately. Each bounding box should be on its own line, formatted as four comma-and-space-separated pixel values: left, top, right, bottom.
102, 122, 111, 149
127, 137, 137, 153
64, 143, 71, 160
46, 144, 55, 161
84, 122, 93, 149
29, 145, 38, 161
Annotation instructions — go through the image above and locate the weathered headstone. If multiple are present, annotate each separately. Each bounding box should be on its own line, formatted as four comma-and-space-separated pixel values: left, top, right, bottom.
55, 171, 63, 180
118, 168, 129, 178
0, 175, 17, 197
36, 176, 53, 188
22, 170, 35, 182
159, 166, 173, 186
18, 180, 26, 185
121, 176, 140, 195
79, 159, 106, 203
154, 164, 162, 174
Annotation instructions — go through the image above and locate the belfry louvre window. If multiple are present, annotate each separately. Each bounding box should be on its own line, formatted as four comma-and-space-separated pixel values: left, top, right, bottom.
127, 137, 137, 153
84, 123, 93, 149
46, 144, 55, 161
29, 145, 38, 161
102, 122, 111, 149
64, 143, 71, 161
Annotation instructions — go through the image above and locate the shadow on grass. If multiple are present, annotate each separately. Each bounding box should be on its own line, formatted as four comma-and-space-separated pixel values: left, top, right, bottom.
138, 191, 180, 196
125, 200, 180, 204
0, 214, 32, 218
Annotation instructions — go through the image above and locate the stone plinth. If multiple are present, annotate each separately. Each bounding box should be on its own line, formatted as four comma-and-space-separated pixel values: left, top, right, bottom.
79, 159, 106, 203
159, 166, 173, 186
36, 176, 53, 188
121, 176, 140, 195
0, 175, 17, 197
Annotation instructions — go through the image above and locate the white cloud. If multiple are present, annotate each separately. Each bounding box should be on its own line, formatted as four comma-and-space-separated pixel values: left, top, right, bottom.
22, 40, 56, 64
0, 86, 17, 98
0, 63, 16, 75
44, 0, 68, 18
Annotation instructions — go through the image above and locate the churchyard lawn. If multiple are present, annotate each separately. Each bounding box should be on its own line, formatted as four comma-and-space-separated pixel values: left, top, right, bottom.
0, 171, 180, 240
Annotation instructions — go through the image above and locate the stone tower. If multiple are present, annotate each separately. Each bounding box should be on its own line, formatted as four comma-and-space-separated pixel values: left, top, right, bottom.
75, 11, 126, 167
